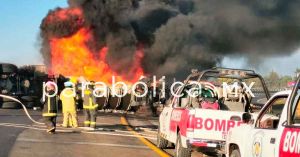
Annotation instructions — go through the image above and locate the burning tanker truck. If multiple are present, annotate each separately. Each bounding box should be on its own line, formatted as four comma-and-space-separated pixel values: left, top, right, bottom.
39, 0, 300, 114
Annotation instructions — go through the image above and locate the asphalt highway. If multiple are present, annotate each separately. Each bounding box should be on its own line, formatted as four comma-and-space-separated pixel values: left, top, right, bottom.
0, 109, 219, 157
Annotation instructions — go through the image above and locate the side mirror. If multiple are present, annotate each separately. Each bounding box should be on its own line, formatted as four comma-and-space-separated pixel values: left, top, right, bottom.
242, 112, 252, 123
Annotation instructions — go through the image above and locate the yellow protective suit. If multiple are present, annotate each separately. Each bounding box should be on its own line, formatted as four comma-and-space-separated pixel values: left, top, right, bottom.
60, 88, 78, 128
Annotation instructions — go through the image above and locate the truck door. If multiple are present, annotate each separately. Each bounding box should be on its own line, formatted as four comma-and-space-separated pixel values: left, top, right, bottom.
279, 82, 300, 157
160, 87, 183, 140
160, 103, 173, 137
250, 95, 287, 157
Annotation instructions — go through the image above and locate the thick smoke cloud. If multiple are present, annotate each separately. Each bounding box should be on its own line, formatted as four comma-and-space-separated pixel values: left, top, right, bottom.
40, 0, 300, 79
143, 0, 300, 77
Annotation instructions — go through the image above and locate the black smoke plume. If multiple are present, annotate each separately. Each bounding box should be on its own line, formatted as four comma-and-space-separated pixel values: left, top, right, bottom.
40, 0, 300, 79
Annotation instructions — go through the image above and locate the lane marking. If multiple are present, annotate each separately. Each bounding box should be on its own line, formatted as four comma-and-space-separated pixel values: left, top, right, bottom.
0, 123, 74, 133
82, 131, 156, 140
0, 123, 47, 131
17, 138, 149, 149
120, 116, 171, 157
0, 122, 156, 139
1, 122, 157, 137
113, 129, 157, 137
1, 123, 45, 128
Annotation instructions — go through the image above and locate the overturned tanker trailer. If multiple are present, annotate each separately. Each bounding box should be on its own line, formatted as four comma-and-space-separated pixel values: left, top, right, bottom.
92, 78, 166, 114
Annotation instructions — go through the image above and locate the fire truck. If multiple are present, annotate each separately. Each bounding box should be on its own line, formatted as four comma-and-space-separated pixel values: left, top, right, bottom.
157, 67, 270, 157
226, 76, 300, 157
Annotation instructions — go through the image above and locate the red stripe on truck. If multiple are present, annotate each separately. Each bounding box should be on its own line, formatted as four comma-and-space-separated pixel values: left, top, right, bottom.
279, 128, 300, 156
193, 117, 243, 132
170, 109, 190, 136
170, 108, 243, 137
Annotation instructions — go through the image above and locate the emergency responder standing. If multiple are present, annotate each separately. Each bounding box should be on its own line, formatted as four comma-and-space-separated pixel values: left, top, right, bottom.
42, 83, 58, 134
83, 84, 98, 129
148, 82, 159, 117
60, 82, 78, 128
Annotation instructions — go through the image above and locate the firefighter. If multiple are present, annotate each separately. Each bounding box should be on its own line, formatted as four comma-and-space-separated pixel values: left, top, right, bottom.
83, 84, 98, 129
75, 77, 86, 110
60, 82, 78, 128
42, 83, 58, 134
148, 82, 160, 117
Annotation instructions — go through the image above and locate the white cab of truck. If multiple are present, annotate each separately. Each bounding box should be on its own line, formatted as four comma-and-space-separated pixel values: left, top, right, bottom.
226, 76, 300, 157
157, 68, 270, 157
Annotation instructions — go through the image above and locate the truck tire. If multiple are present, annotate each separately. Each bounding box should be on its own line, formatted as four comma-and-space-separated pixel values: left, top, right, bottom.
1, 102, 21, 109
0, 64, 18, 73
1, 96, 19, 102
157, 125, 168, 149
21, 96, 34, 102
230, 149, 241, 157
25, 102, 35, 108
21, 96, 38, 108
175, 134, 191, 157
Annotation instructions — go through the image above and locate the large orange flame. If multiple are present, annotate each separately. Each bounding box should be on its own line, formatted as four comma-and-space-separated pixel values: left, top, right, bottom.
49, 28, 144, 85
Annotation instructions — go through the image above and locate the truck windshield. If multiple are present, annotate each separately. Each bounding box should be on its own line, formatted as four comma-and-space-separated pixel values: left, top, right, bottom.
197, 70, 269, 112
291, 81, 300, 124
196, 76, 268, 112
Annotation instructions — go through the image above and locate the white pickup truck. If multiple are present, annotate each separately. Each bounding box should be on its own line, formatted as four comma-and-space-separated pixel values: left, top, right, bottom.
157, 68, 270, 157
226, 76, 300, 157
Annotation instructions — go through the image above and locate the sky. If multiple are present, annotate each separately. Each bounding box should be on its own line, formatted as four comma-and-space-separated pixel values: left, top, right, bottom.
221, 49, 300, 77
0, 0, 299, 76
0, 0, 68, 65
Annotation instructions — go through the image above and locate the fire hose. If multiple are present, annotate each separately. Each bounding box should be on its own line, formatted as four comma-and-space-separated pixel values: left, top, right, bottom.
0, 94, 44, 125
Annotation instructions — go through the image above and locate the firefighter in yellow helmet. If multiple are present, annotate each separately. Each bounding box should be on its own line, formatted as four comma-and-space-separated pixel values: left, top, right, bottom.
60, 82, 78, 128
42, 83, 58, 134
83, 83, 98, 129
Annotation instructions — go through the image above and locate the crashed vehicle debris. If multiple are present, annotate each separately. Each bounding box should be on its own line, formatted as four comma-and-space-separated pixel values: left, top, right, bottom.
0, 63, 48, 109
157, 67, 270, 157
0, 63, 19, 109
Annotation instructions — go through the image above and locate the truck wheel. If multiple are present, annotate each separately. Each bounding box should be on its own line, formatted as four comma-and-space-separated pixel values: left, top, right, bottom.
1, 96, 19, 102
175, 134, 191, 157
25, 102, 34, 108
0, 64, 18, 73
1, 102, 21, 109
21, 96, 34, 102
230, 149, 241, 157
157, 125, 168, 148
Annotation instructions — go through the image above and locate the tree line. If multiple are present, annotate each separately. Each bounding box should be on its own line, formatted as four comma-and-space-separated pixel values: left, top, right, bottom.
264, 68, 300, 90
